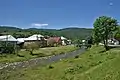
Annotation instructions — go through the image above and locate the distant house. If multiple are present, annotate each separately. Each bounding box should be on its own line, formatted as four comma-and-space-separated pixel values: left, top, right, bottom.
0, 35, 18, 53
17, 38, 26, 48
0, 35, 17, 43
61, 36, 68, 45
17, 34, 47, 48
114, 37, 120, 44
47, 37, 62, 47
67, 40, 72, 45
108, 38, 119, 45
82, 40, 86, 43
25, 34, 44, 41
98, 38, 119, 46
17, 38, 25, 44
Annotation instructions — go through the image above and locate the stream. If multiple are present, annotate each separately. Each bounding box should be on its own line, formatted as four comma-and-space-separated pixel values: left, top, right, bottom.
0, 47, 86, 73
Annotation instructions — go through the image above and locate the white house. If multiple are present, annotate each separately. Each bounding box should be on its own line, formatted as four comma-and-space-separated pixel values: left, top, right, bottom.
67, 40, 72, 45
17, 34, 47, 47
61, 36, 67, 40
25, 34, 44, 41
108, 38, 119, 45
61, 36, 67, 45
0, 35, 17, 42
99, 38, 119, 46
17, 38, 26, 44
17, 34, 44, 43
82, 40, 86, 43
0, 35, 18, 49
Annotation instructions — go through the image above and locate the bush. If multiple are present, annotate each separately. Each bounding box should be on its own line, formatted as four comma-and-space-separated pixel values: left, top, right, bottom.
0, 42, 16, 54
75, 55, 79, 58
64, 67, 75, 74
98, 61, 102, 64
48, 65, 54, 69
38, 53, 46, 57
51, 51, 57, 55
17, 54, 24, 57
89, 62, 98, 67
64, 65, 83, 74
59, 52, 65, 54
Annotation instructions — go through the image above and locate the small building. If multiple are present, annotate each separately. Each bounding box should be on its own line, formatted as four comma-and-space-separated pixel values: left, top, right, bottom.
47, 37, 62, 47
17, 34, 47, 48
108, 38, 119, 45
17, 38, 25, 44
25, 34, 44, 41
82, 40, 86, 43
0, 35, 17, 42
17, 38, 26, 48
0, 35, 18, 53
67, 40, 72, 45
61, 36, 68, 45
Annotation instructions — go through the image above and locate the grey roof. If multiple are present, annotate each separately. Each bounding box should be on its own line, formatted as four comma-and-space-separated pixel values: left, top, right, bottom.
0, 35, 17, 42
25, 34, 44, 41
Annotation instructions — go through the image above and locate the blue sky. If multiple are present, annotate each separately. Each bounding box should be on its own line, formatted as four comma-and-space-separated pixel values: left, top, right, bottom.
0, 0, 119, 29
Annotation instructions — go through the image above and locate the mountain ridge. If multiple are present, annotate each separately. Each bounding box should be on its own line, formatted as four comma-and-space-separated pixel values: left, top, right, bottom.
0, 26, 93, 40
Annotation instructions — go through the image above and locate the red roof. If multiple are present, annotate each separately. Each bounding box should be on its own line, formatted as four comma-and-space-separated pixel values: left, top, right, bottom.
48, 37, 61, 42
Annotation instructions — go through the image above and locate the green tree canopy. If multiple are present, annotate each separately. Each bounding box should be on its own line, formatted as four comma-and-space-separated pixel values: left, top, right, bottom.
93, 16, 118, 50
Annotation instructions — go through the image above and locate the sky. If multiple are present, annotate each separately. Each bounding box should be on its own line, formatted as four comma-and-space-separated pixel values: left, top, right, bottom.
0, 0, 119, 29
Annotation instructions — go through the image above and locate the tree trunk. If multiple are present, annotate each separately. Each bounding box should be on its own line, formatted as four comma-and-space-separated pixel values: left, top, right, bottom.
104, 45, 109, 51
104, 39, 109, 51
30, 50, 33, 55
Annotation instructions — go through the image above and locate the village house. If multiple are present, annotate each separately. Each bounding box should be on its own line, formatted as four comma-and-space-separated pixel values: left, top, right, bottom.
0, 35, 17, 44
47, 37, 62, 47
67, 40, 72, 45
17, 34, 47, 48
61, 36, 68, 45
108, 38, 119, 45
0, 35, 18, 53
17, 38, 26, 48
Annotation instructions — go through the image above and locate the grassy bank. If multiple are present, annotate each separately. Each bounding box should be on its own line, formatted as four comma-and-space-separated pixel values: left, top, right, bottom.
1, 45, 120, 80
0, 45, 78, 63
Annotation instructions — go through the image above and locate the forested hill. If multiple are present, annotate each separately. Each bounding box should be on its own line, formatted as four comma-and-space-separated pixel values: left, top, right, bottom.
0, 26, 92, 40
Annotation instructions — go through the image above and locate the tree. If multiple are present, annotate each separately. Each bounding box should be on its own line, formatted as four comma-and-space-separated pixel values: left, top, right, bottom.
24, 42, 39, 55
92, 30, 102, 45
0, 42, 16, 54
73, 39, 82, 47
93, 16, 118, 50
114, 26, 120, 40
85, 36, 93, 48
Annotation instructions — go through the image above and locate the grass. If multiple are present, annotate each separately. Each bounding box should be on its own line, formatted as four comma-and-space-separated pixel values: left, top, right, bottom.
0, 45, 78, 63
1, 45, 120, 80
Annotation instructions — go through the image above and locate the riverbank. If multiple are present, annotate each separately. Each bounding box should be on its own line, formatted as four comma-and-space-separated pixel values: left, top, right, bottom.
0, 45, 78, 63
2, 46, 120, 80
0, 47, 85, 80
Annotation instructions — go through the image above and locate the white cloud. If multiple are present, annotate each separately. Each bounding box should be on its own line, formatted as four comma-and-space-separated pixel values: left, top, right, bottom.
109, 2, 113, 6
68, 25, 93, 28
0, 25, 18, 27
68, 26, 79, 27
31, 23, 48, 28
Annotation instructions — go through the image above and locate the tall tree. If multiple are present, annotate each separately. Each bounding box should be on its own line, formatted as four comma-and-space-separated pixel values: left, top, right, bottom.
24, 42, 39, 55
114, 26, 120, 39
93, 16, 118, 50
